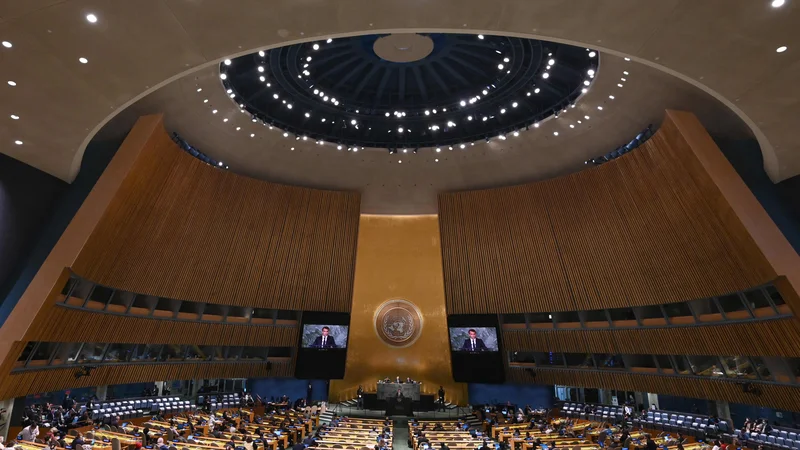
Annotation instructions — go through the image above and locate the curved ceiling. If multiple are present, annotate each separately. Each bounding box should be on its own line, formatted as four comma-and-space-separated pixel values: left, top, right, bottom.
221, 33, 594, 148
0, 0, 796, 191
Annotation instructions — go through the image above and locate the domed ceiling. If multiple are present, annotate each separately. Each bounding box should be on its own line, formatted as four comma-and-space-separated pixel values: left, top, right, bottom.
221, 33, 596, 150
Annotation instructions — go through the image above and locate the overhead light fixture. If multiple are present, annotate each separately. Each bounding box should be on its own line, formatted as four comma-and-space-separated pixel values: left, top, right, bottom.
534, 122, 540, 128
467, 116, 473, 121
259, 75, 266, 82
777, 46, 788, 53
220, 73, 227, 80
14, 140, 23, 145
259, 50, 265, 57
337, 145, 343, 150
497, 64, 504, 70
588, 69, 595, 76
553, 132, 559, 136
504, 57, 510, 63
79, 57, 88, 64
534, 88, 540, 93
581, 88, 588, 93
436, 147, 441, 152
569, 124, 575, 128
513, 131, 519, 137
435, 159, 439, 162
583, 80, 591, 86
287, 103, 292, 109
212, 109, 217, 114
398, 127, 404, 133
460, 144, 466, 149
772, 0, 785, 7
273, 93, 279, 99
2, 41, 12, 48
86, 13, 98, 23
236, 126, 241, 131
203, 99, 208, 103
313, 43, 320, 50
618, 83, 624, 87
589, 51, 597, 57
258, 66, 264, 72
283, 132, 289, 137
500, 108, 506, 114
624, 57, 630, 61
327, 38, 333, 43
542, 72, 549, 79
512, 102, 518, 108
548, 58, 555, 65
478, 34, 484, 39
224, 59, 231, 66
584, 115, 590, 120
609, 95, 615, 99
223, 118, 228, 122
597, 106, 603, 110
10, 114, 19, 120
623, 71, 629, 75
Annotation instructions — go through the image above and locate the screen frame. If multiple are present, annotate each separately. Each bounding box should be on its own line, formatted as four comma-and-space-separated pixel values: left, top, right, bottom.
447, 314, 505, 383
300, 323, 350, 349
294, 311, 351, 379
448, 326, 500, 352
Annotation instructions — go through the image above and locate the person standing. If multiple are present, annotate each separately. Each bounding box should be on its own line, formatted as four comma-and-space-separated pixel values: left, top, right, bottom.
357, 385, 364, 409
438, 386, 446, 412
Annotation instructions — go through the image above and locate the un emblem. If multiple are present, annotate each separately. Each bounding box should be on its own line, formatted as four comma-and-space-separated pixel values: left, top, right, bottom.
374, 299, 423, 348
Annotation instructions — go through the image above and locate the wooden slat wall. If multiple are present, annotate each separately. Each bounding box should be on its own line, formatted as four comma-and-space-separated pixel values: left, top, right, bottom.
0, 359, 294, 400
507, 367, 800, 412
439, 113, 776, 313
71, 124, 360, 312
24, 305, 298, 346
503, 318, 800, 357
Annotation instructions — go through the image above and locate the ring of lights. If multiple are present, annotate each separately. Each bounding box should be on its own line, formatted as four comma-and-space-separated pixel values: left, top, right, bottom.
220, 33, 598, 151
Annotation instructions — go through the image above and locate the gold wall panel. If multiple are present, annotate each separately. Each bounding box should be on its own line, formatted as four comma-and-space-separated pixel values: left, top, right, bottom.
329, 215, 467, 405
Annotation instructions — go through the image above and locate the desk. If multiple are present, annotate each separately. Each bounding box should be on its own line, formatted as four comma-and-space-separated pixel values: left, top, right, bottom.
386, 397, 413, 416
377, 383, 420, 400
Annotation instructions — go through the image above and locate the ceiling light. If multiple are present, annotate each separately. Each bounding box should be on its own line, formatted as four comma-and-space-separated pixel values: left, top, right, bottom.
542, 72, 549, 79
14, 140, 23, 145
79, 57, 88, 64
624, 57, 630, 61
583, 80, 591, 86
2, 41, 12, 48
212, 109, 217, 114
203, 99, 208, 103
337, 145, 343, 150
435, 159, 439, 162
385, 112, 390, 117
553, 132, 559, 136
526, 92, 531, 96
618, 83, 624, 87
313, 43, 320, 50
287, 103, 292, 109
229, 93, 235, 98
236, 127, 241, 131
534, 88, 540, 93
302, 136, 307, 140
777, 46, 788, 53
584, 115, 590, 120
436, 147, 441, 152
581, 88, 588, 93
623, 71, 629, 75
588, 69, 595, 76
258, 66, 264, 72
398, 127, 404, 133
621, 77, 627, 81
478, 34, 484, 39
196, 88, 202, 92
220, 73, 227, 80
498, 64, 504, 70
467, 116, 473, 121
589, 51, 597, 57
290, 147, 294, 151
499, 135, 507, 140
86, 13, 98, 23
482, 116, 488, 121
597, 106, 604, 110
353, 148, 359, 152
500, 108, 506, 114
273, 94, 279, 99
513, 131, 519, 137
772, 0, 785, 7
548, 58, 555, 65
482, 89, 488, 95
504, 57, 510, 63
425, 110, 431, 115
609, 95, 615, 99
306, 56, 312, 62
327, 38, 333, 43
10, 114, 19, 120
351, 119, 357, 125
259, 76, 266, 82
569, 124, 575, 128
259, 51, 265, 57
224, 59, 231, 66
305, 112, 311, 118
534, 122, 540, 128
223, 118, 228, 122
283, 132, 289, 137
460, 144, 466, 149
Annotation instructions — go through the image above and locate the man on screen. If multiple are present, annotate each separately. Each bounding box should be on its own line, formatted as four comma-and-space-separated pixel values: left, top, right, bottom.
461, 329, 488, 352
311, 326, 337, 348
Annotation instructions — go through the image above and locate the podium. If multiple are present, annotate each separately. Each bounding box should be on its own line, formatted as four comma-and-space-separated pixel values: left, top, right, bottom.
377, 382, 420, 401
386, 396, 413, 416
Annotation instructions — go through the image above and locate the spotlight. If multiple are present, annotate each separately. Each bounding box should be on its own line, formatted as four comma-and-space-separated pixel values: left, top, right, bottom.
337, 145, 343, 150
327, 38, 333, 43
548, 58, 555, 65
772, 0, 785, 7
513, 131, 519, 137
589, 51, 596, 57
478, 34, 484, 39
283, 132, 289, 137
260, 76, 266, 82
436, 147, 441, 152
460, 144, 466, 149
86, 13, 98, 23
460, 101, 466, 106
542, 72, 549, 79
398, 127, 404, 133
351, 119, 357, 125
500, 108, 506, 114
426, 110, 431, 115
777, 46, 788, 53
258, 66, 264, 72
588, 69, 595, 76
534, 88, 540, 93
259, 51, 265, 57
313, 43, 320, 50
497, 64, 504, 70
224, 59, 231, 66
512, 102, 518, 108
584, 80, 591, 86
499, 135, 507, 140
467, 116, 473, 121
534, 123, 540, 128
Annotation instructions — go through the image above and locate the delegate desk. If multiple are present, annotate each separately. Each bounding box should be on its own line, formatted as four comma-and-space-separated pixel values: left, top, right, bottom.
377, 382, 421, 401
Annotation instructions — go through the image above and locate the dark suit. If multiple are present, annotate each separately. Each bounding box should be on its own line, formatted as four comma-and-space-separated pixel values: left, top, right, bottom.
311, 335, 337, 348
461, 338, 488, 352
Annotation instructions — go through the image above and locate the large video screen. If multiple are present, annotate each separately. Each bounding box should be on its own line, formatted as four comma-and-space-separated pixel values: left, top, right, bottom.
449, 327, 499, 352
301, 324, 349, 349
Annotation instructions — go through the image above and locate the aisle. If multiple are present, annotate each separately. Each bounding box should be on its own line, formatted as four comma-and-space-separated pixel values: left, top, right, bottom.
393, 419, 412, 450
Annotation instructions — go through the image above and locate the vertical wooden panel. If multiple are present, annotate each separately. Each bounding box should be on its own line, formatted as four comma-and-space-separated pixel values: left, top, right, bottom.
439, 112, 777, 313
71, 121, 360, 312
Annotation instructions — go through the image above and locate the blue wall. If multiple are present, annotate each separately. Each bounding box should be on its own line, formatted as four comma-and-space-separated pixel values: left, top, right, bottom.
0, 137, 122, 326
468, 383, 553, 408
728, 402, 800, 428
247, 378, 328, 403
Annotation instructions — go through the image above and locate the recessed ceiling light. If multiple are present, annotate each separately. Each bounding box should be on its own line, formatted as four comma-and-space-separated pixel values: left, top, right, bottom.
2, 41, 11, 48
79, 57, 88, 64
223, 118, 228, 122
772, 0, 785, 7
542, 72, 549, 79
313, 43, 320, 50
512, 102, 518, 108
624, 57, 630, 61
353, 148, 358, 152
618, 83, 624, 87
220, 73, 227, 80
534, 122, 540, 128
258, 50, 265, 57
478, 34, 484, 39
436, 147, 441, 152
7, 80, 16, 86
273, 94, 279, 99
584, 115, 590, 120
621, 77, 627, 81
609, 95, 615, 100
327, 38, 333, 43
623, 71, 629, 75
553, 132, 559, 136
597, 106, 603, 110
212, 109, 217, 114
86, 13, 98, 23
589, 51, 597, 57
548, 58, 555, 65
258, 66, 264, 72
435, 159, 439, 162
236, 127, 241, 131
203, 99, 208, 103
291, 147, 295, 151
777, 46, 788, 53
500, 108, 506, 114
460, 144, 466, 149
583, 80, 590, 86
196, 88, 202, 92
224, 59, 231, 66
10, 114, 19, 120
14, 140, 23, 145
497, 64, 504, 70
569, 124, 575, 128
588, 69, 595, 76
287, 103, 292, 109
